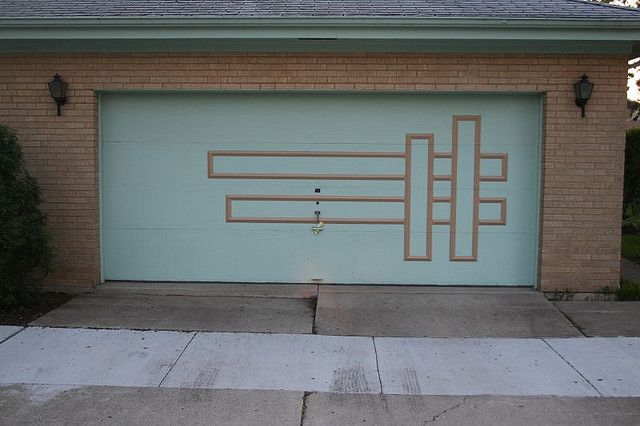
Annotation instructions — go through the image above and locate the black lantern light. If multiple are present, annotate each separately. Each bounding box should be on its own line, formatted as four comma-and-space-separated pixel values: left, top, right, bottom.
47, 74, 68, 116
574, 74, 594, 118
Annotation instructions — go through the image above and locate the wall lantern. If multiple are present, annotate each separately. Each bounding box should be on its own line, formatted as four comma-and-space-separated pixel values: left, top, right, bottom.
47, 74, 68, 116
574, 74, 594, 118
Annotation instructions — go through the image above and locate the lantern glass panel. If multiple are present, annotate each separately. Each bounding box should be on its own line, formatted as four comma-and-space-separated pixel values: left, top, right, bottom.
579, 80, 594, 100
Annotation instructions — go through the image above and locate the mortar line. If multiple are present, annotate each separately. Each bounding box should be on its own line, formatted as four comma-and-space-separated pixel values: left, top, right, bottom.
371, 337, 384, 394
157, 332, 198, 388
541, 338, 603, 397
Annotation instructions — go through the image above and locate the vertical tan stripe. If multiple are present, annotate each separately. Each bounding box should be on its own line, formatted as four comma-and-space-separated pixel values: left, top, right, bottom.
449, 117, 460, 260
450, 115, 481, 262
403, 134, 412, 260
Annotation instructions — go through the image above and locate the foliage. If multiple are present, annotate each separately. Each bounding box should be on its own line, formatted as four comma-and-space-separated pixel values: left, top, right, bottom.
0, 125, 52, 307
618, 279, 640, 300
622, 234, 640, 260
623, 129, 640, 232
628, 100, 640, 120
592, 0, 640, 8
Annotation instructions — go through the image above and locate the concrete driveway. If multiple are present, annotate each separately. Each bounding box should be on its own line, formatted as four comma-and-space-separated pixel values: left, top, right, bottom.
32, 282, 584, 337
2, 282, 639, 425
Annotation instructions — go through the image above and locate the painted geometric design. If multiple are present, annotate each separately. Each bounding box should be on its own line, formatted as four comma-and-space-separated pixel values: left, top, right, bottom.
208, 115, 508, 262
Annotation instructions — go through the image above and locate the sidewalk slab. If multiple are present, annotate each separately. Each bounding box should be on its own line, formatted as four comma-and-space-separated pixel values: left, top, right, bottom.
32, 293, 314, 333
554, 302, 640, 337
0, 326, 22, 343
0, 327, 194, 387
162, 332, 380, 394
316, 289, 581, 337
0, 384, 302, 426
375, 337, 598, 396
304, 393, 640, 426
546, 337, 640, 397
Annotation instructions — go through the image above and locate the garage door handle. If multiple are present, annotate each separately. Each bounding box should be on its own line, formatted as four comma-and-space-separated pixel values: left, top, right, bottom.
312, 210, 324, 235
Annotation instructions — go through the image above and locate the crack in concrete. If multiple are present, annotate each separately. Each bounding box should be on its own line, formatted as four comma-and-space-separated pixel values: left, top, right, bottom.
423, 397, 467, 424
299, 391, 312, 426
309, 296, 318, 335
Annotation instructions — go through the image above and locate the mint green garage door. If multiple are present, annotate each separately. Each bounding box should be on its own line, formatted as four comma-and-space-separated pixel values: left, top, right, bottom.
101, 92, 541, 286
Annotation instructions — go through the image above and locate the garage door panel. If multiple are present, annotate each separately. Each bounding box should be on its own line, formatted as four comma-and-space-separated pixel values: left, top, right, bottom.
103, 186, 216, 228
103, 142, 207, 186
316, 230, 536, 285
104, 228, 320, 282
101, 92, 541, 285
103, 93, 454, 145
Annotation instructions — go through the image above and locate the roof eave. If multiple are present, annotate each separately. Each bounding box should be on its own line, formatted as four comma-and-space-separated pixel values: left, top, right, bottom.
1, 16, 639, 54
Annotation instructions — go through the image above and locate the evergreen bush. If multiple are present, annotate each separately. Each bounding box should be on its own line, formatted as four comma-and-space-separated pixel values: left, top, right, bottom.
0, 125, 52, 307
623, 128, 640, 232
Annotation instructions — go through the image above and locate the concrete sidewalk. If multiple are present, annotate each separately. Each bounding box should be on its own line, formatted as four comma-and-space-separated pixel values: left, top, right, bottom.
2, 385, 639, 426
1, 326, 639, 397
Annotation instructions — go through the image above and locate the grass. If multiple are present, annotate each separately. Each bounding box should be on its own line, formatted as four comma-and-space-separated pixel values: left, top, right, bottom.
622, 234, 640, 261
618, 279, 640, 301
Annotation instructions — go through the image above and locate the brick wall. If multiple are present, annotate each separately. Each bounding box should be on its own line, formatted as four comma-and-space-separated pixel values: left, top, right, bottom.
0, 53, 628, 292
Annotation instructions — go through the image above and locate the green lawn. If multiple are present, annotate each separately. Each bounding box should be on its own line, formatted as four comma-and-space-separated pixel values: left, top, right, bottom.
621, 234, 640, 261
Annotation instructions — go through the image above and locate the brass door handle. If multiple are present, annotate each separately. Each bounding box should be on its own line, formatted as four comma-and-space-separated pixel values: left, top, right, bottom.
312, 221, 324, 235
312, 210, 323, 235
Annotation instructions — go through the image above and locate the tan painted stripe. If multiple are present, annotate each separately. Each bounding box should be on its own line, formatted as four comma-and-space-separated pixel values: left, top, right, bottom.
404, 133, 434, 261
226, 194, 404, 225
210, 150, 406, 158
478, 197, 507, 226
449, 116, 460, 261
228, 195, 404, 202
210, 172, 405, 181
479, 152, 509, 182
208, 149, 405, 180
227, 217, 404, 225
450, 115, 482, 262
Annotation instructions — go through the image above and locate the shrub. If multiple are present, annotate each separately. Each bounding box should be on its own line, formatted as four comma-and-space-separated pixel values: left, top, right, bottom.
621, 234, 640, 261
0, 125, 52, 307
618, 279, 640, 301
623, 129, 640, 232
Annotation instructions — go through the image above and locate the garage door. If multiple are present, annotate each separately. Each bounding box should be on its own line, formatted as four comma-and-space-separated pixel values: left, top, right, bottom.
101, 92, 540, 285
